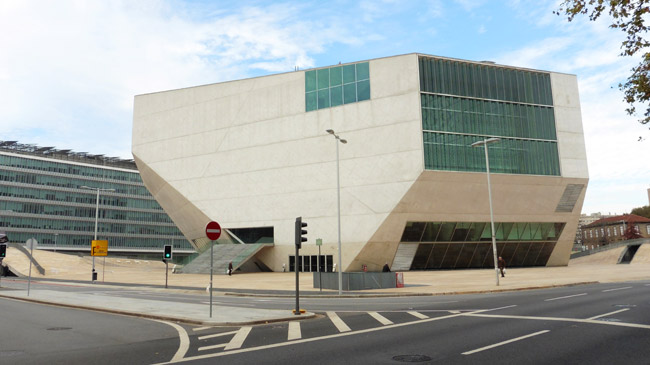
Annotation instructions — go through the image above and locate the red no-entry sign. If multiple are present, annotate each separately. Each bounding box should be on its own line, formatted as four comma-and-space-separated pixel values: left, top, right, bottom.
205, 221, 222, 240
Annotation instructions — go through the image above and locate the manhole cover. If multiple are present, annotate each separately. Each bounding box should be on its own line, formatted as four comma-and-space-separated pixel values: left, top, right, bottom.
47, 327, 72, 331
392, 355, 433, 362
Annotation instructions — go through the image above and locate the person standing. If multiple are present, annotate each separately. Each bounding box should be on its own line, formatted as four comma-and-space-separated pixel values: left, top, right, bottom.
498, 256, 506, 277
228, 262, 233, 276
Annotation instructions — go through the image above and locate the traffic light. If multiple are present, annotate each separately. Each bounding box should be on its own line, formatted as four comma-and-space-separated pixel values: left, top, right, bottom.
163, 245, 172, 261
0, 244, 6, 258
295, 217, 307, 249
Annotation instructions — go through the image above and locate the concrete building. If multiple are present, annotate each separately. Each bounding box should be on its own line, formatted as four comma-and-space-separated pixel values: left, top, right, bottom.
0, 141, 192, 257
581, 214, 650, 247
132, 53, 588, 273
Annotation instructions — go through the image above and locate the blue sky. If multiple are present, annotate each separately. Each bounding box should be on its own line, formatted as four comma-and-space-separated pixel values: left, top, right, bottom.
1, 0, 649, 214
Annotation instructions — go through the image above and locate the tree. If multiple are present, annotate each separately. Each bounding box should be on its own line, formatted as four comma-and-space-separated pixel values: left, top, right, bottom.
623, 222, 642, 240
555, 1, 650, 131
630, 205, 650, 218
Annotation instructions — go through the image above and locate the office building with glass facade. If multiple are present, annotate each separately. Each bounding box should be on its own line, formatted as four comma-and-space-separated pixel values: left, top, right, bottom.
0, 141, 191, 255
132, 53, 588, 272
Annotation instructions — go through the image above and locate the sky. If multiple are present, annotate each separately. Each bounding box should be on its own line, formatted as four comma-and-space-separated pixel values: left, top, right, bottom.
1, 0, 649, 215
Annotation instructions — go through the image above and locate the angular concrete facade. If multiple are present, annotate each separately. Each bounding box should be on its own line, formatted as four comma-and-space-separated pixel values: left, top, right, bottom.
132, 53, 588, 272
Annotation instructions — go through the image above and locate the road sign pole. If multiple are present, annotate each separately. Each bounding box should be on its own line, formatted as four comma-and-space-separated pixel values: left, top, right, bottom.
318, 245, 322, 293
205, 221, 222, 319
295, 239, 299, 315
210, 239, 213, 318
165, 260, 169, 289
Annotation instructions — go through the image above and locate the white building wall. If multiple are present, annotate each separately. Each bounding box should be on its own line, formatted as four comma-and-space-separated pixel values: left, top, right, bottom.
133, 54, 424, 252
551, 72, 589, 179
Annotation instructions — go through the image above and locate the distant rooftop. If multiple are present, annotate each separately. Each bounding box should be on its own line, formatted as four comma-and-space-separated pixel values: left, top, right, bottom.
585, 214, 650, 228
0, 140, 136, 170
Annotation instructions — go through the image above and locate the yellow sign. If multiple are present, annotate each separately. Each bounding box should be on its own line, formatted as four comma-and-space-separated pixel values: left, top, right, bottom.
91, 240, 108, 256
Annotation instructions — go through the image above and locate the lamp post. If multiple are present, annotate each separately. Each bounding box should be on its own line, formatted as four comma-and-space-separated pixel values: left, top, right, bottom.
471, 137, 501, 286
80, 186, 115, 282
326, 129, 347, 295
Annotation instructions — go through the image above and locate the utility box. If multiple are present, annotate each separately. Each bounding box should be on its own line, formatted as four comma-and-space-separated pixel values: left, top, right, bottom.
313, 272, 400, 290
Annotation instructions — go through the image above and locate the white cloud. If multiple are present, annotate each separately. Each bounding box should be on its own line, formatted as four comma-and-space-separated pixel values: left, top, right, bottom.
0, 1, 356, 158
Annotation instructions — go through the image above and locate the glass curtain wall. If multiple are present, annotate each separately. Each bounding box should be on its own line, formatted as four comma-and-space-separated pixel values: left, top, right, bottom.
419, 56, 560, 176
402, 221, 565, 269
0, 153, 190, 250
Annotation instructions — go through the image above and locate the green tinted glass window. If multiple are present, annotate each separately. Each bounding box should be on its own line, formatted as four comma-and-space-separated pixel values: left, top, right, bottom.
343, 83, 356, 104
356, 62, 369, 80
305, 62, 371, 112
317, 69, 330, 90
317, 89, 330, 109
343, 65, 356, 84
330, 86, 343, 107
305, 70, 317, 92
357, 80, 370, 101
306, 91, 317, 111
330, 66, 342, 86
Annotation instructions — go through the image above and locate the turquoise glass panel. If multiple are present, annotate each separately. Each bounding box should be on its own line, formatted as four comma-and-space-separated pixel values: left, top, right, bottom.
343, 65, 356, 84
330, 66, 342, 86
317, 69, 329, 90
306, 91, 317, 111
356, 80, 370, 101
317, 89, 330, 109
305, 70, 317, 92
356, 62, 369, 80
343, 83, 356, 104
330, 86, 343, 107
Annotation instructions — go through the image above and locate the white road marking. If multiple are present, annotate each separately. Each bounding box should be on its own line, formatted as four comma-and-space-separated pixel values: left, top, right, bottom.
224, 326, 252, 350
327, 311, 351, 332
192, 326, 214, 332
602, 286, 632, 292
464, 313, 650, 329
287, 321, 301, 340
461, 330, 550, 355
368, 312, 393, 325
544, 293, 587, 301
166, 307, 507, 363
588, 308, 630, 320
198, 343, 227, 351
198, 330, 238, 340
151, 319, 189, 362
407, 311, 429, 319
448, 310, 461, 314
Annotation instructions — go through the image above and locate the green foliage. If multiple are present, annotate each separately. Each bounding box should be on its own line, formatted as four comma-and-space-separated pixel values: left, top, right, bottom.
556, 0, 650, 129
630, 205, 650, 218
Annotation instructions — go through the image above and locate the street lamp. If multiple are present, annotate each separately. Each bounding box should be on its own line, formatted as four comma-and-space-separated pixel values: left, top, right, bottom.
80, 186, 115, 282
471, 137, 501, 286
326, 129, 347, 295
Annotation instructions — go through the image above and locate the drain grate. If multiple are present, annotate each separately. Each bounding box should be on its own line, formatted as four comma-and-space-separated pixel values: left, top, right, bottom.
0, 350, 26, 357
393, 355, 433, 363
47, 327, 72, 331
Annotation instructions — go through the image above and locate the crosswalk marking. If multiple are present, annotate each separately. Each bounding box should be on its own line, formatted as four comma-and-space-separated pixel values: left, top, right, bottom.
224, 326, 252, 350
198, 343, 228, 352
407, 311, 429, 319
198, 330, 238, 341
193, 326, 214, 332
368, 311, 393, 325
327, 311, 351, 332
288, 321, 301, 340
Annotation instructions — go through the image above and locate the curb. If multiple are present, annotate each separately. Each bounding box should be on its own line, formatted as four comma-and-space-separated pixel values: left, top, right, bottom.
0, 292, 316, 326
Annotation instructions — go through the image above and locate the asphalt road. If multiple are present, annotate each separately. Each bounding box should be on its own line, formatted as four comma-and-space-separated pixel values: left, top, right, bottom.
2, 279, 650, 364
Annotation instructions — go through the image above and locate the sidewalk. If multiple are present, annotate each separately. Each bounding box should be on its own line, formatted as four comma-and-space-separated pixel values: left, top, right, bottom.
1, 245, 649, 325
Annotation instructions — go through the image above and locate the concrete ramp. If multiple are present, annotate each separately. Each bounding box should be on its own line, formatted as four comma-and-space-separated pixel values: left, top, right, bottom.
178, 243, 272, 274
